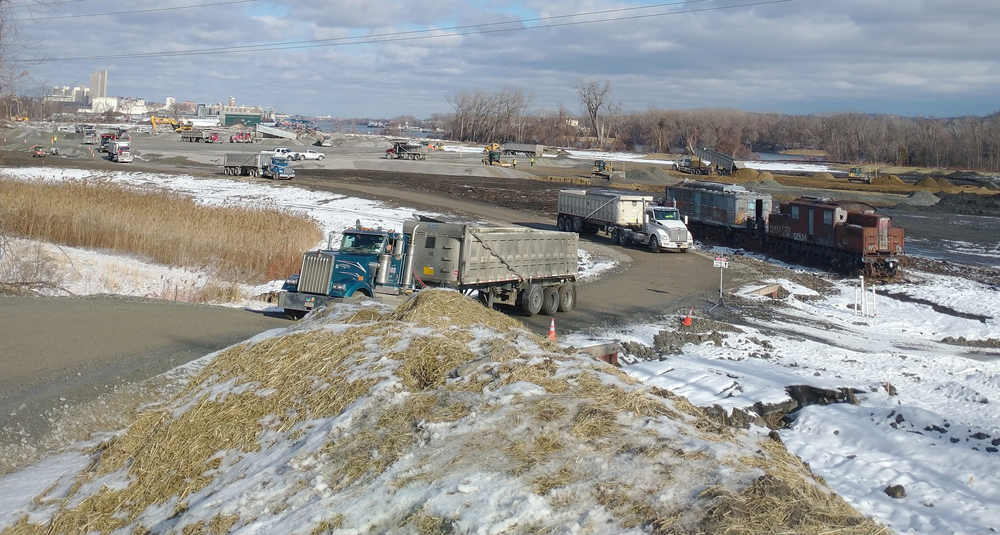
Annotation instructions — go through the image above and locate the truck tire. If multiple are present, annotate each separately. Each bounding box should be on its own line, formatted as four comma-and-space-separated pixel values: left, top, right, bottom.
649, 235, 660, 253
542, 287, 560, 316
611, 228, 621, 245
285, 309, 306, 320
521, 284, 543, 316
557, 283, 576, 312
572, 217, 583, 234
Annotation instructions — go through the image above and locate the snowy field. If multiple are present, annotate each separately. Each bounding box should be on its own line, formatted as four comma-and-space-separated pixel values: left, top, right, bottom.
2, 166, 999, 534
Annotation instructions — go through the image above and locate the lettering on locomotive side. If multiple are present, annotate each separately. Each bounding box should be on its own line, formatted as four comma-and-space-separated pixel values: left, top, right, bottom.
792, 232, 807, 241
771, 225, 791, 238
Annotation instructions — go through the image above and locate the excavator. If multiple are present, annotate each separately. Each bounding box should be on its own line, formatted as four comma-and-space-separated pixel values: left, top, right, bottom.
150, 116, 194, 133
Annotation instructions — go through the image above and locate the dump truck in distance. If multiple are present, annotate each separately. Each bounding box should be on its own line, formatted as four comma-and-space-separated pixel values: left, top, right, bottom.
278, 219, 580, 318
385, 141, 428, 160
222, 152, 295, 179
557, 189, 692, 252
181, 130, 219, 143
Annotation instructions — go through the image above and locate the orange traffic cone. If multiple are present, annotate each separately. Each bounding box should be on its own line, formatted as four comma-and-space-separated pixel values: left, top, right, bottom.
548, 318, 556, 340
682, 308, 692, 327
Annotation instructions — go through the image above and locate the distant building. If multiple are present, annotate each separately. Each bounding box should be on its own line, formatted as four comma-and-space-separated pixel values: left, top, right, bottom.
90, 96, 118, 113
89, 70, 107, 99
163, 96, 176, 110
44, 85, 89, 104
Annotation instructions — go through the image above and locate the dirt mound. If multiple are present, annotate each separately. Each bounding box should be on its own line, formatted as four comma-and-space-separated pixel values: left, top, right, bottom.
895, 192, 1000, 216
915, 177, 940, 189
9, 290, 882, 535
936, 177, 955, 188
757, 171, 775, 183
812, 172, 834, 180
871, 174, 904, 185
731, 168, 759, 182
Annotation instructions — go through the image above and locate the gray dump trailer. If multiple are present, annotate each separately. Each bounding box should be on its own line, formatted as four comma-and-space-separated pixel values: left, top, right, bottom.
502, 143, 544, 156
386, 141, 428, 160
404, 220, 579, 315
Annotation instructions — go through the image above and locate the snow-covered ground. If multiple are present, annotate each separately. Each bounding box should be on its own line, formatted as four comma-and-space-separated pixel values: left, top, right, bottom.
440, 143, 837, 174
2, 166, 999, 534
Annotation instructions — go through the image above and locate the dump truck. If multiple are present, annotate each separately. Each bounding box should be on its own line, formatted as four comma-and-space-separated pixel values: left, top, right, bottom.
502, 143, 544, 156
108, 140, 133, 163
222, 152, 295, 179
318, 133, 333, 147
278, 218, 580, 318
98, 133, 117, 153
556, 189, 692, 252
181, 130, 219, 143
385, 141, 428, 160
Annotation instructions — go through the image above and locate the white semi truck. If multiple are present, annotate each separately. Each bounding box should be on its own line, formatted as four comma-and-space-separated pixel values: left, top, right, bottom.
556, 188, 692, 252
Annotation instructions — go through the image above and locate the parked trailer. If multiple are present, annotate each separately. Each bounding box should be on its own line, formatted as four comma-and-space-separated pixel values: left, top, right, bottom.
502, 143, 544, 156
556, 189, 692, 252
222, 152, 295, 179
385, 141, 428, 160
278, 219, 580, 319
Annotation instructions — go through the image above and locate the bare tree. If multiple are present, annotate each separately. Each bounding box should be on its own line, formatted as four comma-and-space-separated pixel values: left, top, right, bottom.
576, 79, 619, 148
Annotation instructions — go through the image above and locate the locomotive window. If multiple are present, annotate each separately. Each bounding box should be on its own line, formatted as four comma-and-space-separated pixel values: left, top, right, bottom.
791, 206, 800, 219
823, 211, 833, 225
424, 236, 436, 249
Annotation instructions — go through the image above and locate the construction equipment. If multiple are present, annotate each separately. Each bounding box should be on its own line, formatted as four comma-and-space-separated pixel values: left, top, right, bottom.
848, 166, 878, 184
483, 150, 503, 166
150, 116, 194, 133
484, 143, 501, 153
278, 219, 579, 318
29, 145, 46, 157
99, 133, 117, 153
692, 147, 745, 176
592, 160, 615, 179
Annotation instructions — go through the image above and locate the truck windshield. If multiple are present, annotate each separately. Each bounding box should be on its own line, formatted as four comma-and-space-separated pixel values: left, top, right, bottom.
652, 209, 679, 221
340, 233, 385, 253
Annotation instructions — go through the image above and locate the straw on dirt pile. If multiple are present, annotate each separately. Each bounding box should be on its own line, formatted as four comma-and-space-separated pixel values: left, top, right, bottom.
5, 289, 888, 535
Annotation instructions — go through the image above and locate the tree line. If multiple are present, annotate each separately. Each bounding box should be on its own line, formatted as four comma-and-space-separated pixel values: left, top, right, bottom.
441, 84, 1000, 172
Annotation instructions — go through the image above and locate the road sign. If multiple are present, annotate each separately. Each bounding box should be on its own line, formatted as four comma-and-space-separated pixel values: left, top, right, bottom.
713, 256, 728, 268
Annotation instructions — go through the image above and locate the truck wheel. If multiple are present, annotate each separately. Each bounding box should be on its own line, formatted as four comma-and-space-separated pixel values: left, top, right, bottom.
649, 235, 660, 253
557, 284, 576, 312
572, 217, 583, 234
521, 284, 543, 316
285, 309, 306, 320
542, 287, 560, 315
610, 228, 620, 245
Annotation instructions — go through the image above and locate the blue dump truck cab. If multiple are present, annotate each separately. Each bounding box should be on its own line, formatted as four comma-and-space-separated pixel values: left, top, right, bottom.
278, 225, 412, 318
264, 155, 295, 180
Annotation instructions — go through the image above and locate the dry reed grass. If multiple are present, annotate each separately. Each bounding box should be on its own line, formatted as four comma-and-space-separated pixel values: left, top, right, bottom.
0, 177, 322, 284
7, 289, 888, 535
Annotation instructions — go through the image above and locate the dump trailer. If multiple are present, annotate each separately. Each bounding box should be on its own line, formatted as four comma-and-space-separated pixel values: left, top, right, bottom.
692, 147, 745, 176
502, 143, 544, 156
278, 219, 580, 318
385, 141, 428, 160
556, 189, 692, 253
223, 152, 295, 179
108, 140, 133, 163
181, 130, 219, 143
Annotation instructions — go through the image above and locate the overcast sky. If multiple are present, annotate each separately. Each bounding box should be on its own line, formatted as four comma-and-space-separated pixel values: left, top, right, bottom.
12, 0, 1000, 119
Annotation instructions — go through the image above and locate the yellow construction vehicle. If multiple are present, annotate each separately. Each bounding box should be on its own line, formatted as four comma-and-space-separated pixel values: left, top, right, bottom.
592, 159, 614, 179
848, 166, 878, 184
483, 142, 501, 153
150, 116, 194, 133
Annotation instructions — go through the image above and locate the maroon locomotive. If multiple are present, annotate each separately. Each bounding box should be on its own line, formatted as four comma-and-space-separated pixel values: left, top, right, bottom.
767, 197, 904, 278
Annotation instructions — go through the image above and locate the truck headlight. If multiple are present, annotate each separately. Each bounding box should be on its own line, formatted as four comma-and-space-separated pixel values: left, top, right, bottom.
330, 283, 346, 291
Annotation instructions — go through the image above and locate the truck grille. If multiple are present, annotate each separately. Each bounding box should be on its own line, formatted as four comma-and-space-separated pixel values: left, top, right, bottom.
668, 228, 689, 242
298, 252, 334, 295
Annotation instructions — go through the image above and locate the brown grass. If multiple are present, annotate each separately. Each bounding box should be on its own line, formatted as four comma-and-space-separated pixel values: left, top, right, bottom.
0, 177, 322, 284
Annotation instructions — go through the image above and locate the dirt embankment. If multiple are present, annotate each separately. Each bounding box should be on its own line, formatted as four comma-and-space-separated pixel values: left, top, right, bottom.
892, 192, 1000, 217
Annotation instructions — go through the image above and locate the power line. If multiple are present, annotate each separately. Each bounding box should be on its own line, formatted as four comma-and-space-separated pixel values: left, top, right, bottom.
44, 0, 801, 61
11, 0, 262, 21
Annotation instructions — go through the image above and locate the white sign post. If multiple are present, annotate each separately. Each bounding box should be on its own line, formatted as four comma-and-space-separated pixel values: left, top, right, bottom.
712, 256, 728, 308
